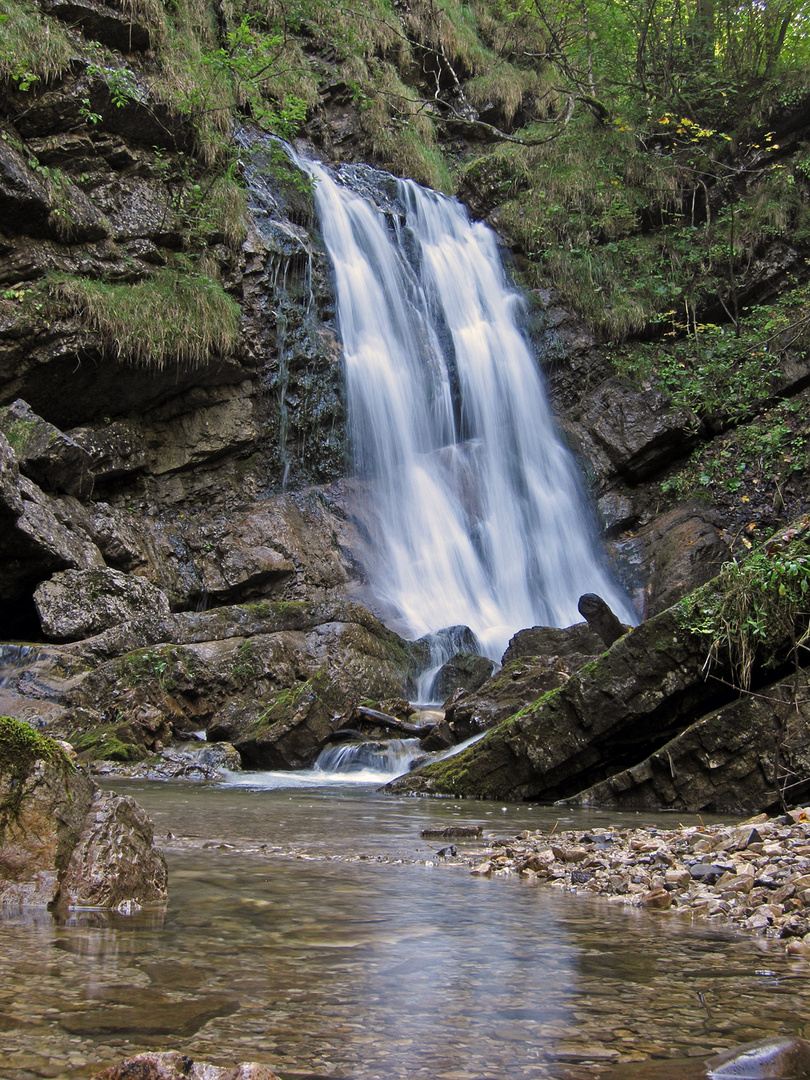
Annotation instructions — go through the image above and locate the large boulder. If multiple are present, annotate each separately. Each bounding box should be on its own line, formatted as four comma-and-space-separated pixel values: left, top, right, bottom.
0, 716, 167, 910
0, 398, 95, 497
0, 433, 105, 604
431, 651, 495, 702
34, 567, 172, 641
443, 623, 603, 740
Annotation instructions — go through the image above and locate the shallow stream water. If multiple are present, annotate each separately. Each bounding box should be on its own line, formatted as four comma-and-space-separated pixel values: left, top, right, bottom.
2, 778, 810, 1080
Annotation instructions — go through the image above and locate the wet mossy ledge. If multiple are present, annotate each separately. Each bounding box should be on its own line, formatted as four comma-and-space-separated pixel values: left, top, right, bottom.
47, 266, 242, 370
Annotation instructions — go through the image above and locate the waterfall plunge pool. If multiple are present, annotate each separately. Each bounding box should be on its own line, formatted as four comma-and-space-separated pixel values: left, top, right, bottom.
2, 780, 810, 1080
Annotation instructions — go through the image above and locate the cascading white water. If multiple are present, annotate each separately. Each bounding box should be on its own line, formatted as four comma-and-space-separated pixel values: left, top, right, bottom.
296, 154, 634, 660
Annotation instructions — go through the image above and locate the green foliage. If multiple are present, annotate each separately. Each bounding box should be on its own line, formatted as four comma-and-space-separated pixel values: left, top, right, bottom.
0, 0, 74, 90
678, 519, 810, 689
48, 263, 241, 370
0, 410, 37, 454
661, 397, 810, 503
615, 321, 782, 429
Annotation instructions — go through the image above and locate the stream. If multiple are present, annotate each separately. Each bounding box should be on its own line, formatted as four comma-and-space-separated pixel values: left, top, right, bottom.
2, 777, 810, 1080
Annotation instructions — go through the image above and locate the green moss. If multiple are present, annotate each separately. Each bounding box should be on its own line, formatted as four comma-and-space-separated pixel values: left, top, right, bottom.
72, 726, 146, 763
0, 412, 37, 454
0, 716, 69, 776
0, 717, 72, 833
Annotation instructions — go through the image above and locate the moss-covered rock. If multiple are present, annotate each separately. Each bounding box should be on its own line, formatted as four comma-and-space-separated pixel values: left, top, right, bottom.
0, 716, 167, 909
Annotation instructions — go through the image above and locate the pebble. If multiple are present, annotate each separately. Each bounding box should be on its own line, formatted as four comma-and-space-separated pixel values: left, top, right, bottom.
470, 808, 810, 948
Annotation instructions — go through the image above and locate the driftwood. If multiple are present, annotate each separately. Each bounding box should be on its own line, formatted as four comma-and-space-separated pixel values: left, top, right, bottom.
577, 593, 628, 648
421, 825, 483, 839
349, 705, 438, 738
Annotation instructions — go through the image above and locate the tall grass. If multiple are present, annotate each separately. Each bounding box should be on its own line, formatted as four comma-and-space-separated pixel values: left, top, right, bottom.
0, 0, 74, 87
49, 265, 242, 369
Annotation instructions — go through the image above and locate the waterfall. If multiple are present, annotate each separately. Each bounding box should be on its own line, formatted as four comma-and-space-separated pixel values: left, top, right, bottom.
294, 153, 634, 660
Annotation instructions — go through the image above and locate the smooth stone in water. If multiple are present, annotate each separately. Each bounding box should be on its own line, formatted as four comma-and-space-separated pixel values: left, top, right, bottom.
600, 1038, 810, 1079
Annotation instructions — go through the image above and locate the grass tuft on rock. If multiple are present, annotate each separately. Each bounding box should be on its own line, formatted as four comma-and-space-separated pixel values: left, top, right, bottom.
0, 0, 75, 89
48, 264, 242, 369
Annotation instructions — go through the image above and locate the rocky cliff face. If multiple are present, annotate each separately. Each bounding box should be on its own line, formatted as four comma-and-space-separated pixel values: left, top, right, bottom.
2, 0, 809, 798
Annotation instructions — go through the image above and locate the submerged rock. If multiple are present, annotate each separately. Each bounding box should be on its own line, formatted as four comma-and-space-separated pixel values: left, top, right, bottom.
92, 1052, 280, 1080
600, 1037, 810, 1079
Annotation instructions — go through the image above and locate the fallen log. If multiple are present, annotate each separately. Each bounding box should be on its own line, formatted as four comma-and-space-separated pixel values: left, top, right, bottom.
351, 705, 438, 738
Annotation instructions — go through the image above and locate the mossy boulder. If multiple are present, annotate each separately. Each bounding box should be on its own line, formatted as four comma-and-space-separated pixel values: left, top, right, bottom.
0, 716, 167, 909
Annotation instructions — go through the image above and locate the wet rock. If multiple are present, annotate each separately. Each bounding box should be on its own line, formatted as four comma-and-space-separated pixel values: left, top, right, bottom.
421, 825, 483, 839
577, 592, 628, 647
419, 718, 456, 752
634, 503, 732, 617
58, 788, 168, 908
92, 741, 242, 781
45, 600, 421, 770
466, 807, 810, 941
0, 399, 95, 497
443, 623, 602, 740
64, 992, 239, 1036
44, 0, 153, 52
689, 863, 733, 885
501, 622, 603, 665
91, 1051, 281, 1080
566, 672, 810, 814
388, 597, 716, 802
0, 717, 167, 910
576, 377, 699, 488
34, 567, 172, 641
433, 650, 495, 701
707, 1037, 810, 1078
193, 740, 242, 772
0, 434, 105, 602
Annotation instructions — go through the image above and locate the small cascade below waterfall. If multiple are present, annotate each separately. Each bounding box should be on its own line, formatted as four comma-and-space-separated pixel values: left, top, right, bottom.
287, 150, 634, 660
414, 625, 482, 704
0, 644, 44, 689
314, 738, 426, 778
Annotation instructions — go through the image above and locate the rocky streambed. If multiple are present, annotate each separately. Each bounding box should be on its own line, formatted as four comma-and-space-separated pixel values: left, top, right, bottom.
459, 808, 810, 949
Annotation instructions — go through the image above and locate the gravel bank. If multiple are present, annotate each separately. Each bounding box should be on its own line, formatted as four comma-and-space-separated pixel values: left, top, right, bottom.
469, 807, 810, 951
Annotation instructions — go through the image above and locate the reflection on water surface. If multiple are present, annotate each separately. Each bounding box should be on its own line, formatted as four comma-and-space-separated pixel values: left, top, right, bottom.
1, 781, 809, 1080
